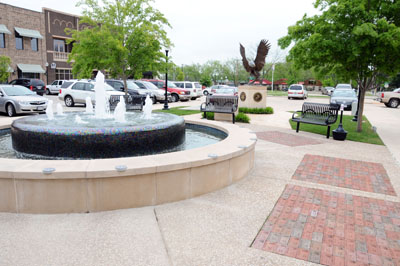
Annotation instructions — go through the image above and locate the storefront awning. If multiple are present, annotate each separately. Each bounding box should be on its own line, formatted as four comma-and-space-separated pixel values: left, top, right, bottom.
0, 24, 11, 35
14, 27, 43, 39
17, 64, 45, 74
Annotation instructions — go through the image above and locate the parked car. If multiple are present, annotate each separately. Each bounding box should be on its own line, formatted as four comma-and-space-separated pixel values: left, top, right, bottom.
133, 80, 171, 103
322, 86, 335, 95
173, 81, 202, 100
46, 80, 67, 95
330, 89, 358, 110
288, 84, 308, 99
105, 79, 145, 98
212, 87, 238, 96
209, 85, 228, 95
142, 79, 191, 102
335, 84, 352, 90
0, 85, 48, 117
9, 78, 46, 96
379, 88, 400, 108
58, 80, 124, 107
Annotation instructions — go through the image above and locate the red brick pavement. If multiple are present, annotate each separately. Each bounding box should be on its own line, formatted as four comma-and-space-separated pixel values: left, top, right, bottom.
292, 154, 396, 196
252, 185, 400, 265
256, 131, 323, 147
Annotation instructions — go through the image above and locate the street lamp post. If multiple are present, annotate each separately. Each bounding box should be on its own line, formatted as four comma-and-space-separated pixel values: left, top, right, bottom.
271, 64, 275, 91
163, 49, 169, 110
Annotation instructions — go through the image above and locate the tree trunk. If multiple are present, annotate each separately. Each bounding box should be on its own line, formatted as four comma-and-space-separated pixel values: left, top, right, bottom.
356, 88, 366, 132
122, 74, 128, 96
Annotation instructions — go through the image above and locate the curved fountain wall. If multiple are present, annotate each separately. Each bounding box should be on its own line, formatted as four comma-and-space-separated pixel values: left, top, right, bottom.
0, 118, 256, 214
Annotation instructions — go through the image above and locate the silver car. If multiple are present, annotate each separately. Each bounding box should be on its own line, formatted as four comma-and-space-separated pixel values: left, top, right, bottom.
330, 89, 358, 110
134, 80, 171, 103
0, 85, 48, 117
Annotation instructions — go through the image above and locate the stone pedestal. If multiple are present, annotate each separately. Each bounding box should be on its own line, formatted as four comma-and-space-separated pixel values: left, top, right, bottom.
238, 85, 267, 108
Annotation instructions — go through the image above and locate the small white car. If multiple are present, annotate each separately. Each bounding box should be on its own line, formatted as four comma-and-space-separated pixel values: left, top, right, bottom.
288, 84, 308, 99
46, 80, 68, 95
173, 81, 202, 100
58, 80, 124, 107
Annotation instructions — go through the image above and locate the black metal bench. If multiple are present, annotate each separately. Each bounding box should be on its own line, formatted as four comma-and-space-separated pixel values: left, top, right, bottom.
291, 102, 340, 138
200, 95, 238, 124
109, 95, 144, 111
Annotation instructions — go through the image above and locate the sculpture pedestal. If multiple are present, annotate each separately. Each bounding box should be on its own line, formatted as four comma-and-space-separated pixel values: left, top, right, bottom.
238, 85, 267, 108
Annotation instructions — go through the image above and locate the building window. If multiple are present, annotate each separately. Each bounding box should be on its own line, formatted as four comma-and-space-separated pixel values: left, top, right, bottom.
55, 69, 73, 80
53, 39, 65, 52
0, 33, 5, 48
15, 32, 23, 50
31, 38, 38, 51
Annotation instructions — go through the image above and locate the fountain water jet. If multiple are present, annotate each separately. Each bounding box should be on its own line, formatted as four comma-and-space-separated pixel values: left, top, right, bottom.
85, 97, 94, 114
143, 95, 153, 119
114, 96, 126, 123
94, 72, 109, 118
46, 100, 54, 120
56, 103, 63, 115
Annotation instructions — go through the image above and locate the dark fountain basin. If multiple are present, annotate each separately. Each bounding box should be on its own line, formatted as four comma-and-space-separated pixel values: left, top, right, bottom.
11, 112, 186, 159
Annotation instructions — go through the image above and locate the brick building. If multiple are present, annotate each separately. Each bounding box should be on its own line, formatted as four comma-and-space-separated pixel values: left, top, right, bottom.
0, 3, 46, 82
43, 8, 80, 84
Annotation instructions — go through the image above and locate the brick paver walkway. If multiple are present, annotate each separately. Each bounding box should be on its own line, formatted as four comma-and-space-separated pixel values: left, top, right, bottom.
252, 185, 400, 265
256, 131, 322, 147
293, 154, 396, 196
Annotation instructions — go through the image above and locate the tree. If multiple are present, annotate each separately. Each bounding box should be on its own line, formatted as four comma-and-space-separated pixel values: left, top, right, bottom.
0, 56, 11, 83
279, 0, 400, 132
199, 75, 212, 87
67, 0, 171, 93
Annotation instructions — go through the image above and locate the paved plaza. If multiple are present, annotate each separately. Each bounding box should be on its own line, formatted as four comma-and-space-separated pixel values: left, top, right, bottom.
0, 95, 399, 265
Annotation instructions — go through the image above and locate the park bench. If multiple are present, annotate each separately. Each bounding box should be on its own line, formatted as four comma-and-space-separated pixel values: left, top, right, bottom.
200, 95, 238, 124
109, 95, 144, 111
291, 102, 340, 138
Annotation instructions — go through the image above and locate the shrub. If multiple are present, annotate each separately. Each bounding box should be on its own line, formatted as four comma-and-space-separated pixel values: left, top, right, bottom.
236, 112, 250, 123
202, 112, 214, 120
201, 112, 250, 123
238, 107, 274, 114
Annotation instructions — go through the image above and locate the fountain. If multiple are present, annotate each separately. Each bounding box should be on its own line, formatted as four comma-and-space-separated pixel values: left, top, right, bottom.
0, 71, 256, 213
11, 72, 185, 159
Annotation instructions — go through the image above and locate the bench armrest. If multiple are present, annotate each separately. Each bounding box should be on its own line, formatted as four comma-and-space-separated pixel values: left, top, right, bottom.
325, 113, 338, 124
292, 111, 302, 119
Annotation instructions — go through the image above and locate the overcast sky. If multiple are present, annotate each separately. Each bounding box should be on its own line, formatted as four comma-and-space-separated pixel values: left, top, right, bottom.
1, 0, 319, 65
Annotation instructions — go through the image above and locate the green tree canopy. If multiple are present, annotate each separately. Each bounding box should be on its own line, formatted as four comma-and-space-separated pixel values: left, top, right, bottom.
0, 56, 11, 83
279, 0, 400, 131
67, 0, 171, 91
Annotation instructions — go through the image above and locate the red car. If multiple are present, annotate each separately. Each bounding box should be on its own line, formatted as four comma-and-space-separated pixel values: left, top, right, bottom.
142, 79, 190, 102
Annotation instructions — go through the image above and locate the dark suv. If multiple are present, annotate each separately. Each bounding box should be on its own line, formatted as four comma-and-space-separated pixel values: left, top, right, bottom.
9, 79, 46, 96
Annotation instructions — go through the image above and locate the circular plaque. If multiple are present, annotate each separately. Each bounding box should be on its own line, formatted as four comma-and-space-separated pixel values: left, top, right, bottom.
253, 92, 262, 102
240, 92, 246, 101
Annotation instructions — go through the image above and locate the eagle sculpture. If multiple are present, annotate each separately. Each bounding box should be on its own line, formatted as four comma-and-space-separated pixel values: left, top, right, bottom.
240, 39, 271, 84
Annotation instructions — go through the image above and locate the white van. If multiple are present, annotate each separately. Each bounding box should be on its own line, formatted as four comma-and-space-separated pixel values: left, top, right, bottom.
173, 81, 202, 100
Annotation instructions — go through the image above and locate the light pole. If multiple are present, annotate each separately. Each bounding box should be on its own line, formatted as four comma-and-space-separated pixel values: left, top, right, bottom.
163, 49, 169, 110
271, 64, 275, 91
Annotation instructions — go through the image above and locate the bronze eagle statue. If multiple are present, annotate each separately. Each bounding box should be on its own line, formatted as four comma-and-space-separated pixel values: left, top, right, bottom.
240, 39, 271, 84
